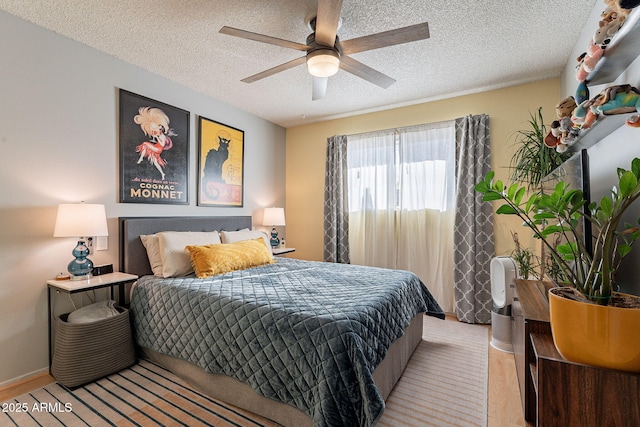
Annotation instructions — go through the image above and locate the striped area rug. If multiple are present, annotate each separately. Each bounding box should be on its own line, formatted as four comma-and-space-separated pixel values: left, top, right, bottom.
2, 316, 488, 427
1, 361, 279, 427
378, 316, 489, 427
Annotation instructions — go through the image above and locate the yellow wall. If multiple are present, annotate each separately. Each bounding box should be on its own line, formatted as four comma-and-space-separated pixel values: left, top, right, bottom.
286, 78, 561, 261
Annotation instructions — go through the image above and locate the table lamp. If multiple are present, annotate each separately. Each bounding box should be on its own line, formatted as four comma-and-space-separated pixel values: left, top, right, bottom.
263, 207, 285, 248
53, 203, 109, 280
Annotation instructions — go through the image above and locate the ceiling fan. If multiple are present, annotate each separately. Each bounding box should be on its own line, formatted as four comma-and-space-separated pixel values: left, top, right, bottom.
219, 0, 430, 100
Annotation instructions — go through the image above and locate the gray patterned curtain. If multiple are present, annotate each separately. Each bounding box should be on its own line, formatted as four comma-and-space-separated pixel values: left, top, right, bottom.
324, 135, 350, 263
454, 115, 493, 324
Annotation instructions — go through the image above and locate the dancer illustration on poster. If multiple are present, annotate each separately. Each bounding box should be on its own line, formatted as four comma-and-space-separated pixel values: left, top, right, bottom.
134, 107, 177, 180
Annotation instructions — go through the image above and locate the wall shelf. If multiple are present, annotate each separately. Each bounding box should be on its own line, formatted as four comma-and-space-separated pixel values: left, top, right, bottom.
567, 112, 633, 152
566, 8, 640, 153
587, 8, 640, 86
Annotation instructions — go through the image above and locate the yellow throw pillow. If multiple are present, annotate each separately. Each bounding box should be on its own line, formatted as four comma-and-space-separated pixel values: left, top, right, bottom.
186, 238, 275, 278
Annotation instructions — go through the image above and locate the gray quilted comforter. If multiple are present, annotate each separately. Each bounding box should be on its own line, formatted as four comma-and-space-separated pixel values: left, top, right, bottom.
130, 258, 444, 426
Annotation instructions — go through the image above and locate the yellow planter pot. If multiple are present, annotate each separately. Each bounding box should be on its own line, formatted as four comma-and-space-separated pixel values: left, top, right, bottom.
549, 287, 640, 373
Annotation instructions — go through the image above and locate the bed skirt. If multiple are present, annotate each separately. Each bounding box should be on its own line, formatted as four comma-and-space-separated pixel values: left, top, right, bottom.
139, 313, 424, 427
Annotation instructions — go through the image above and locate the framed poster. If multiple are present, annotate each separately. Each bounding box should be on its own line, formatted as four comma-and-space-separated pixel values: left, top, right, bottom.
198, 116, 244, 207
119, 89, 189, 204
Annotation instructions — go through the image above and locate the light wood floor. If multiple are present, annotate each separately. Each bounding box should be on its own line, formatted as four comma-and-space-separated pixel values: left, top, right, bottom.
1, 322, 526, 426
0, 372, 54, 403
487, 344, 526, 426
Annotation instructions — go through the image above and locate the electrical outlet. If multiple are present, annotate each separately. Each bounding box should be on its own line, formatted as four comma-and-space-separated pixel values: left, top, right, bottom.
86, 236, 94, 255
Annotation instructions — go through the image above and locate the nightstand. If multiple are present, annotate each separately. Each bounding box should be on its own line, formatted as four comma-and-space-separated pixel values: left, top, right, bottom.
272, 247, 295, 256
47, 272, 138, 302
47, 272, 138, 367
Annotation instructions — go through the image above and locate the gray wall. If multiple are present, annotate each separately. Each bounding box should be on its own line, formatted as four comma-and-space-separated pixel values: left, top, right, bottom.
0, 10, 285, 384
561, 3, 640, 295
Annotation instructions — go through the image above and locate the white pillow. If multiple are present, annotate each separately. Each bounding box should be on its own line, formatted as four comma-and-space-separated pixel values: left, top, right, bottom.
220, 229, 272, 256
67, 300, 119, 324
157, 231, 221, 277
140, 234, 163, 277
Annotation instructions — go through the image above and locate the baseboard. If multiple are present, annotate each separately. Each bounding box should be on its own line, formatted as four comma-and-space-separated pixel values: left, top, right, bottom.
0, 367, 50, 390
444, 312, 458, 321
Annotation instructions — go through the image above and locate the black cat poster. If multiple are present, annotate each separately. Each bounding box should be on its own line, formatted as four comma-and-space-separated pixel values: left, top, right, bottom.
197, 116, 244, 206
119, 89, 189, 204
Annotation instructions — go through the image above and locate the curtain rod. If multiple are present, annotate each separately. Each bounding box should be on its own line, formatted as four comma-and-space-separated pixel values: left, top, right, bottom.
346, 118, 456, 139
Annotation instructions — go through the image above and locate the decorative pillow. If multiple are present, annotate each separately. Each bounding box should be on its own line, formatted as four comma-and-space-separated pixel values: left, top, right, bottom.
157, 231, 221, 277
219, 229, 272, 256
186, 238, 275, 278
140, 234, 163, 277
67, 300, 119, 324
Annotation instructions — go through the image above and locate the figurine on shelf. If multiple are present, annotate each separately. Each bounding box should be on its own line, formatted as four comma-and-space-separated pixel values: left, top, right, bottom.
626, 114, 640, 127
595, 5, 627, 47
606, 0, 640, 19
591, 84, 640, 116
571, 84, 640, 134
575, 41, 604, 84
544, 96, 578, 152
571, 98, 599, 131
574, 0, 640, 93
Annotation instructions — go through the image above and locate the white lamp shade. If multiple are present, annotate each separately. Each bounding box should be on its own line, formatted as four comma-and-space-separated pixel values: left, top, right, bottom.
307, 49, 340, 77
53, 204, 109, 237
263, 207, 285, 226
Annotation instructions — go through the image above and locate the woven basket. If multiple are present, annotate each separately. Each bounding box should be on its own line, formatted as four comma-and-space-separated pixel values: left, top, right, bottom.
51, 306, 135, 388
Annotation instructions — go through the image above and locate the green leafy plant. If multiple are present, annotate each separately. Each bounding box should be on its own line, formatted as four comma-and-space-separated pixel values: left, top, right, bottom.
476, 158, 640, 305
541, 234, 564, 284
510, 232, 540, 280
509, 107, 571, 189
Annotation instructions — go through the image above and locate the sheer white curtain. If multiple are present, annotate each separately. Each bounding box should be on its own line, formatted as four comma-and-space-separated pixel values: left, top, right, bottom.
347, 122, 456, 311
347, 131, 396, 268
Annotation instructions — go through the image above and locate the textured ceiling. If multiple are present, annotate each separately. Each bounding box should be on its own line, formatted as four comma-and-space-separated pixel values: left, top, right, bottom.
0, 0, 598, 128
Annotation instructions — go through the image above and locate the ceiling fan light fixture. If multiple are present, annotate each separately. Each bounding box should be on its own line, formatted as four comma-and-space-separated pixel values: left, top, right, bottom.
306, 49, 340, 77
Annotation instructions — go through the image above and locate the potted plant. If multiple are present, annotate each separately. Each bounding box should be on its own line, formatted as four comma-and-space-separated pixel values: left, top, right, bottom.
476, 157, 640, 372
508, 107, 570, 278
509, 231, 540, 280
508, 107, 570, 190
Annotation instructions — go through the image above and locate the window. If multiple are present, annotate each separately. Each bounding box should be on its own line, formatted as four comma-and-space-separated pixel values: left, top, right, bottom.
347, 123, 455, 213
346, 121, 456, 311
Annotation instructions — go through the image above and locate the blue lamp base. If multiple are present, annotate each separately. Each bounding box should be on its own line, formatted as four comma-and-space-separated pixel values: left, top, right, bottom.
269, 227, 280, 248
68, 239, 94, 281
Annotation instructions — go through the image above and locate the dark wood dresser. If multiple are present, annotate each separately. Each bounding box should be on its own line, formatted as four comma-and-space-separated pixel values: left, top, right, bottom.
512, 279, 554, 424
512, 279, 640, 426
530, 333, 640, 426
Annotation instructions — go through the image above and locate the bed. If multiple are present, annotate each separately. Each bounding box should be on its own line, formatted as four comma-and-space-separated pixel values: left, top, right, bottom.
120, 216, 444, 427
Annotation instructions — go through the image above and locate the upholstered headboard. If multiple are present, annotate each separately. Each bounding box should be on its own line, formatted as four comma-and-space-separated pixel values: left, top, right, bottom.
119, 216, 252, 277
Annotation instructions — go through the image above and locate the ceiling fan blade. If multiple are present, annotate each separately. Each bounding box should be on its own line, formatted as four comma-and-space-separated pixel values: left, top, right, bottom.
220, 26, 310, 51
312, 77, 328, 100
315, 0, 343, 47
241, 56, 307, 83
339, 55, 396, 89
340, 22, 430, 55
